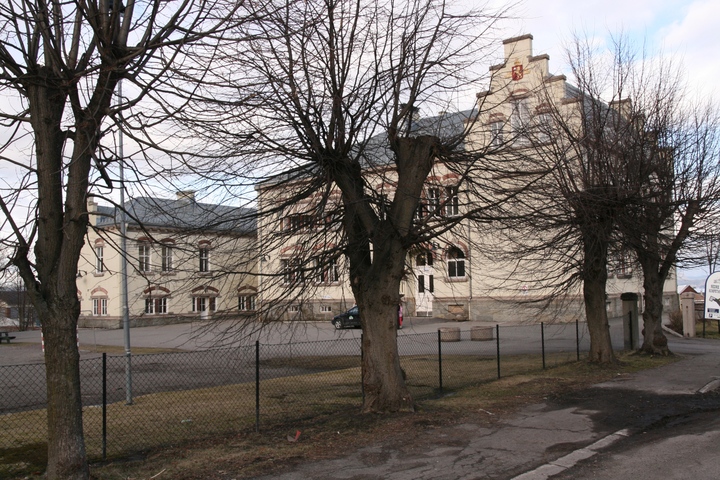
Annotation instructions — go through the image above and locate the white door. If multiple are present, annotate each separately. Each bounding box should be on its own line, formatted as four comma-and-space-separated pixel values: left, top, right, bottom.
414, 250, 434, 316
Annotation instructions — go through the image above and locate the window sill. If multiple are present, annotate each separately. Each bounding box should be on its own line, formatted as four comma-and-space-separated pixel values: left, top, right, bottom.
447, 276, 468, 283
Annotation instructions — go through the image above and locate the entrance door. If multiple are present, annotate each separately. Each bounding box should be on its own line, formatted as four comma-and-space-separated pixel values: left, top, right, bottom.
415, 251, 434, 316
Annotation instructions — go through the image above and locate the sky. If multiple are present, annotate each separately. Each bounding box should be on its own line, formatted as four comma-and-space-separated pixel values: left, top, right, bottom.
495, 0, 719, 102
496, 0, 719, 289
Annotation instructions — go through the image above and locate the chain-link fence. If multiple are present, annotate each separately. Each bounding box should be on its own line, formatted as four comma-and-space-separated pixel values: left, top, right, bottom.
1, 319, 624, 462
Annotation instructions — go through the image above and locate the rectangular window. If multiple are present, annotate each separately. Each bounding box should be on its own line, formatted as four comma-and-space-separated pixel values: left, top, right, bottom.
511, 99, 530, 145
445, 186, 459, 217
239, 295, 256, 311
289, 305, 300, 312
427, 188, 440, 215
316, 257, 339, 283
95, 246, 104, 273
320, 305, 332, 312
418, 275, 425, 293
138, 245, 150, 272
535, 113, 552, 144
491, 121, 504, 146
161, 245, 173, 272
193, 297, 206, 312
145, 298, 167, 314
281, 259, 303, 284
199, 247, 210, 272
145, 298, 154, 314
93, 298, 108, 316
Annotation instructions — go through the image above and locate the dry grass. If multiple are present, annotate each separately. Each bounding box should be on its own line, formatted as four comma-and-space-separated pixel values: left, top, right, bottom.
696, 319, 720, 339
1, 352, 679, 479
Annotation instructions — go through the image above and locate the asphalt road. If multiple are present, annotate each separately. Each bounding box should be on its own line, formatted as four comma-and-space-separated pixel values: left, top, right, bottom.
0, 317, 712, 414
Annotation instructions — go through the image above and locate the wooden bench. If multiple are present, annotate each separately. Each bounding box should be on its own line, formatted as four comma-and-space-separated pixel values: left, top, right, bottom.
0, 331, 16, 344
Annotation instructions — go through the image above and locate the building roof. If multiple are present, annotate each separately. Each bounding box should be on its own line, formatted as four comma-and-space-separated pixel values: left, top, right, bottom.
257, 109, 473, 189
95, 196, 256, 236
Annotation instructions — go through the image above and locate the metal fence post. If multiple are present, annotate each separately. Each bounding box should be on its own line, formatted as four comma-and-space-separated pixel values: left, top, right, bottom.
102, 353, 107, 461
496, 324, 500, 379
438, 330, 443, 393
628, 311, 634, 350
541, 322, 546, 370
576, 319, 580, 361
703, 318, 706, 338
360, 334, 364, 402
255, 340, 260, 433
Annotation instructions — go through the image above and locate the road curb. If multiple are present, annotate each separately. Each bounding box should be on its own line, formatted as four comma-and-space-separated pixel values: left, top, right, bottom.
511, 429, 630, 480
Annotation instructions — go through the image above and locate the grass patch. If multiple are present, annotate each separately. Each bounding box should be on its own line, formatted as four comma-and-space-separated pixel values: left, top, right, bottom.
1, 351, 679, 479
696, 319, 720, 339
79, 345, 186, 355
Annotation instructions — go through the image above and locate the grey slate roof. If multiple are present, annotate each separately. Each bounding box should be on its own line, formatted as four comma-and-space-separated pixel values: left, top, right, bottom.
258, 109, 473, 187
95, 197, 256, 236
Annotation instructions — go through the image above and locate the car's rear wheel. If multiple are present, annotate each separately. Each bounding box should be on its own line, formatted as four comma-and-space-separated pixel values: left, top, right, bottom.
333, 319, 343, 329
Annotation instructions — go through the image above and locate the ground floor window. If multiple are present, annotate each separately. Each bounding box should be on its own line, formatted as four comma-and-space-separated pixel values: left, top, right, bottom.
238, 295, 256, 311
92, 298, 108, 316
447, 247, 466, 278
192, 296, 216, 313
145, 297, 168, 314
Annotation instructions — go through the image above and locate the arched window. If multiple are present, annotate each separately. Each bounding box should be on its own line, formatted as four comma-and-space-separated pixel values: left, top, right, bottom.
447, 247, 466, 278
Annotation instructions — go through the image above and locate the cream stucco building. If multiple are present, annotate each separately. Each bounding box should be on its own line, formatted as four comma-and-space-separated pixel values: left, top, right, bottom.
77, 192, 257, 328
254, 34, 678, 324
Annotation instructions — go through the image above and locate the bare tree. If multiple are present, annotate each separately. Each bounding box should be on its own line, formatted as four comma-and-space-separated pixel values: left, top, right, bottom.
617, 92, 720, 355
0, 1, 243, 477
497, 34, 720, 360
172, 0, 513, 412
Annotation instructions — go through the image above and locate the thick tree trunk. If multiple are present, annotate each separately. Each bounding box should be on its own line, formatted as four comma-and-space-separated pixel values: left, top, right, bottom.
583, 236, 615, 363
357, 230, 413, 412
42, 304, 88, 480
639, 259, 670, 355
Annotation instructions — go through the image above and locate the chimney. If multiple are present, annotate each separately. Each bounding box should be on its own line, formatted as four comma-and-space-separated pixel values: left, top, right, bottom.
177, 190, 196, 203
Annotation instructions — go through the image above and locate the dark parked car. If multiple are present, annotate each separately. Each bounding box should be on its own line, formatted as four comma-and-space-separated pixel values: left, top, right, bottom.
331, 305, 403, 329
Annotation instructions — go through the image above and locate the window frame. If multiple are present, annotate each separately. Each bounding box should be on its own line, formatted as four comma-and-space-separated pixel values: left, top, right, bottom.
447, 247, 466, 279
138, 244, 151, 272
95, 246, 104, 273
161, 244, 173, 272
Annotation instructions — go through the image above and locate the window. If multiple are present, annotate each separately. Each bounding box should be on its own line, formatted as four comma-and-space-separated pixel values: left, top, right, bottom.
192, 297, 216, 312
145, 298, 167, 314
490, 121, 504, 146
427, 188, 440, 215
445, 186, 459, 217
418, 274, 434, 293
447, 247, 466, 278
320, 305, 332, 312
416, 250, 434, 266
199, 247, 210, 272
92, 298, 108, 316
617, 253, 632, 278
95, 246, 104, 273
316, 257, 339, 283
284, 214, 315, 232
161, 245, 173, 272
238, 295, 256, 311
281, 258, 303, 285
289, 305, 300, 312
534, 113, 552, 144
138, 244, 150, 272
511, 99, 531, 145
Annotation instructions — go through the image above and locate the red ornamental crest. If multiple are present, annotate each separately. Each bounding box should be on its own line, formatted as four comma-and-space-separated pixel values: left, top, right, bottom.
511, 64, 524, 81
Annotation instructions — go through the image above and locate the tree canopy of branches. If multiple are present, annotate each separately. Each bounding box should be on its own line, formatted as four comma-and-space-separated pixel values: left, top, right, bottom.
172, 0, 513, 412
491, 34, 720, 361
0, 1, 243, 477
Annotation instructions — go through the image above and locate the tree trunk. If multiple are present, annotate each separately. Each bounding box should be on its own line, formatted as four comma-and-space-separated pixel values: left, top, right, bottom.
42, 304, 88, 480
583, 236, 615, 363
639, 258, 670, 355
357, 229, 413, 412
